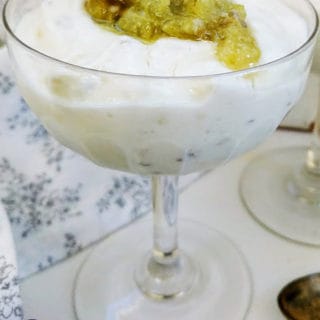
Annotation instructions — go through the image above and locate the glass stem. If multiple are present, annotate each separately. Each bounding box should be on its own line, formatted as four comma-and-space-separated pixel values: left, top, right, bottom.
152, 175, 179, 264
134, 175, 197, 299
289, 102, 320, 205
305, 103, 320, 175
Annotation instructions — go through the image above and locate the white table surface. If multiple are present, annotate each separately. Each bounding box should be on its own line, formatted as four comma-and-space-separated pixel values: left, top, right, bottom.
20, 130, 320, 320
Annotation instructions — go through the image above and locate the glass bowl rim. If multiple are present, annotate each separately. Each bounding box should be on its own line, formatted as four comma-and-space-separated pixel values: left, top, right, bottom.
3, 0, 319, 80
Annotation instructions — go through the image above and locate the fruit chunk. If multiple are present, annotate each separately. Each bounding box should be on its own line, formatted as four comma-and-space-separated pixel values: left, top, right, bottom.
84, 0, 261, 70
84, 0, 131, 22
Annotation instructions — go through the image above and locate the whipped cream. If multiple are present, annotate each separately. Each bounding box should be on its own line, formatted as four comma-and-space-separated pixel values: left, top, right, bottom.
14, 0, 308, 76
6, 0, 317, 174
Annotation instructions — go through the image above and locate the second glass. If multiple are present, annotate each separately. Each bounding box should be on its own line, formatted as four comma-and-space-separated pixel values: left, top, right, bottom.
240, 13, 320, 245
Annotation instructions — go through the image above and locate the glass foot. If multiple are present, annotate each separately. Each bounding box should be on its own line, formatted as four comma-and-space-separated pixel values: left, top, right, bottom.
240, 146, 320, 245
73, 219, 252, 320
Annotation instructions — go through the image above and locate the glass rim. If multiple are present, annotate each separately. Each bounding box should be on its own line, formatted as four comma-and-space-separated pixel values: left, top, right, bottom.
3, 0, 319, 80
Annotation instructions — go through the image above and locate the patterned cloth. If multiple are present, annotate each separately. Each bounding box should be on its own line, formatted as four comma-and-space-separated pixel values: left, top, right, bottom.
0, 48, 202, 318
0, 206, 22, 320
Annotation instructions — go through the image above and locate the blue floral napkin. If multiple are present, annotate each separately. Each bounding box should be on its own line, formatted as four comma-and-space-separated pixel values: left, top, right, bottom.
0, 47, 201, 285
0, 205, 22, 320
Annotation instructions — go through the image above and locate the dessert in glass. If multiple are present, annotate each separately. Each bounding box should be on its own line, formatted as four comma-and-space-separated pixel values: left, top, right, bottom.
2, 0, 318, 318
240, 0, 320, 246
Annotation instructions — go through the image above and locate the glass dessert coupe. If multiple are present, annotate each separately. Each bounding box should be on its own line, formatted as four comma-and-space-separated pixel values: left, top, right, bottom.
2, 0, 319, 319
240, 43, 320, 246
